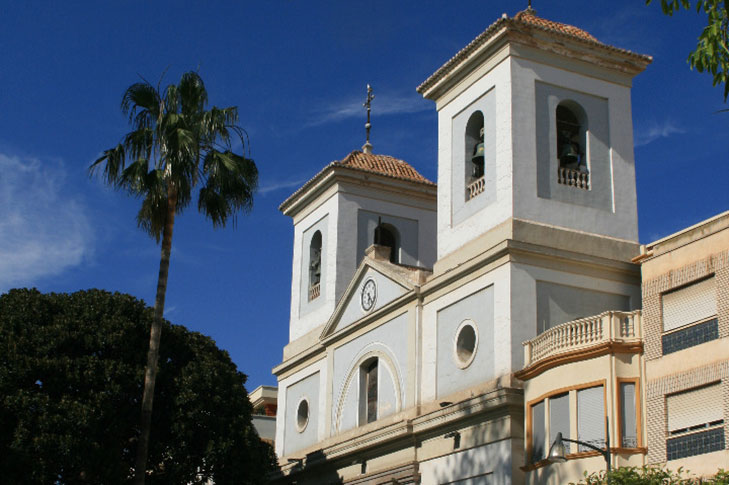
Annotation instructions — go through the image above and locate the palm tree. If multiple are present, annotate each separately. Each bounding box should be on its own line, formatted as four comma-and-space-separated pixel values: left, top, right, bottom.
90, 71, 258, 484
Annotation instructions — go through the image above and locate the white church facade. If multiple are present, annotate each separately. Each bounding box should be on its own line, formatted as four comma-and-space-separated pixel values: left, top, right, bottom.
270, 8, 728, 484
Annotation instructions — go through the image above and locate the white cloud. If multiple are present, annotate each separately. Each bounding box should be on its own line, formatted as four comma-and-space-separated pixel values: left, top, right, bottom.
0, 153, 93, 291
306, 92, 430, 127
634, 119, 686, 147
257, 177, 309, 195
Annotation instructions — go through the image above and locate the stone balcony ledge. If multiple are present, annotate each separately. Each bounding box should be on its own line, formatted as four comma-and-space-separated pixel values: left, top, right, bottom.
522, 310, 643, 369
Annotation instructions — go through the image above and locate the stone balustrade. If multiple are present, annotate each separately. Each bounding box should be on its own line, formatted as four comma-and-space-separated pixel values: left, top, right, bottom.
523, 310, 642, 367
558, 167, 590, 190
309, 282, 320, 301
467, 176, 485, 199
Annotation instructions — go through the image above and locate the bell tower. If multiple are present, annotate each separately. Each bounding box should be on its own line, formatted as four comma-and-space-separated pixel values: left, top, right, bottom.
280, 86, 437, 344
417, 8, 652, 261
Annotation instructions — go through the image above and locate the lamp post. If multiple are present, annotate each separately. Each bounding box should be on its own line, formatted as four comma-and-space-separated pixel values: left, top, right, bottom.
548, 432, 612, 485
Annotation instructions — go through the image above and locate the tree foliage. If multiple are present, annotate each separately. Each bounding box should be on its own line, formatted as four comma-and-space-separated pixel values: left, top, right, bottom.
90, 71, 259, 482
0, 288, 276, 484
646, 0, 729, 101
571, 465, 729, 484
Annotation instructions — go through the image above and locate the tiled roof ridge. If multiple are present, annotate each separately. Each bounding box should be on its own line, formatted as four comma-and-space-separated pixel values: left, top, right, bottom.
336, 150, 435, 185
279, 150, 435, 212
417, 10, 652, 95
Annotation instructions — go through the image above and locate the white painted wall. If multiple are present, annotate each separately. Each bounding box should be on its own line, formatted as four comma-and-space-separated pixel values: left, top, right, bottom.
422, 263, 512, 403
275, 358, 328, 458
436, 58, 514, 259
331, 312, 409, 435
510, 57, 639, 242
289, 194, 339, 341
419, 440, 513, 485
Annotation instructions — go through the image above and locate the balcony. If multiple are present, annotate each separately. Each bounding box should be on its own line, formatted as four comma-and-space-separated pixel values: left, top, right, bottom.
309, 282, 320, 301
558, 167, 590, 190
523, 310, 642, 368
467, 176, 485, 199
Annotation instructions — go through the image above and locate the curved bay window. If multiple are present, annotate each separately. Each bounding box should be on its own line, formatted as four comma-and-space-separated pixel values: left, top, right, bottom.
374, 223, 399, 264
556, 102, 589, 190
465, 111, 485, 200
309, 231, 322, 300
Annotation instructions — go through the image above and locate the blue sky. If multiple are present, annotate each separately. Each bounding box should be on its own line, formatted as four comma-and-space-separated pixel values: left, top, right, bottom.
1, 1, 727, 390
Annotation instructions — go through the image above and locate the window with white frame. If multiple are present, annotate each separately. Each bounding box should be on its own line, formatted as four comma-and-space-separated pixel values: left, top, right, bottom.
666, 384, 725, 461
662, 277, 718, 354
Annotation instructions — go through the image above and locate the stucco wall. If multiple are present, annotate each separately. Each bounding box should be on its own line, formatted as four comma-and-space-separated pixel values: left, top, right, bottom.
331, 312, 409, 434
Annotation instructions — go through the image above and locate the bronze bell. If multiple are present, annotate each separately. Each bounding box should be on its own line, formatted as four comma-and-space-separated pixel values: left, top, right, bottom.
471, 127, 485, 178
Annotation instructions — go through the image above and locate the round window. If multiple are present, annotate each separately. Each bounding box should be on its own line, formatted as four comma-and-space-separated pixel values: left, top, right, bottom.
454, 321, 478, 368
296, 398, 309, 432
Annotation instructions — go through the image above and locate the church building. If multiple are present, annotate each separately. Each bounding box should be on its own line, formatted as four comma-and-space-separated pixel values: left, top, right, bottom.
270, 7, 727, 484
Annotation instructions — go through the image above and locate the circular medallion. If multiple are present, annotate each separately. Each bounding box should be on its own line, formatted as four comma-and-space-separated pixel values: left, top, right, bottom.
360, 278, 377, 312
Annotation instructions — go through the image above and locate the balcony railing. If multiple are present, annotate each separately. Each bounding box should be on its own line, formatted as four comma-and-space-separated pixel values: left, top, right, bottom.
309, 282, 320, 301
523, 310, 642, 367
467, 176, 485, 199
558, 167, 590, 190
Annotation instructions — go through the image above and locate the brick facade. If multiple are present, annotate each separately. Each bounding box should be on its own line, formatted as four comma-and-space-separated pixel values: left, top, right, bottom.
642, 249, 729, 465
642, 250, 729, 360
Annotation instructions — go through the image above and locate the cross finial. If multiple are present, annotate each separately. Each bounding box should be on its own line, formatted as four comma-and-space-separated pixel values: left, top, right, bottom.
526, 0, 536, 14
362, 84, 375, 154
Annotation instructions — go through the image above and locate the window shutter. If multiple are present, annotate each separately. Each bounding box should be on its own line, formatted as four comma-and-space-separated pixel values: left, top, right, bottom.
663, 278, 716, 332
549, 393, 571, 453
578, 386, 605, 450
667, 384, 723, 432
620, 382, 637, 447
532, 401, 545, 462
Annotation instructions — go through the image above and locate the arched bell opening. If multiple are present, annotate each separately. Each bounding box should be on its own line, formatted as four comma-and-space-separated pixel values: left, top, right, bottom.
556, 101, 590, 189
374, 223, 400, 264
465, 111, 485, 199
308, 230, 322, 300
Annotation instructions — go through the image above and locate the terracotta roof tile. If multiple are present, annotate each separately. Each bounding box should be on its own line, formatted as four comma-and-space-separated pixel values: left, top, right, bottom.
279, 150, 435, 212
336, 151, 434, 185
513, 8, 597, 42
417, 9, 651, 95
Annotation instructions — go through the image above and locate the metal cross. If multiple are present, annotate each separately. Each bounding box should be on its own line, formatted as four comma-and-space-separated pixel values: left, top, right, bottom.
363, 84, 375, 145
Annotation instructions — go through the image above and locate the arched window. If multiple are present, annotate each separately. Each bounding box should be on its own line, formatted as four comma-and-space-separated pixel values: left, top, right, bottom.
374, 223, 399, 264
359, 357, 378, 424
465, 111, 485, 199
556, 102, 589, 189
309, 231, 322, 300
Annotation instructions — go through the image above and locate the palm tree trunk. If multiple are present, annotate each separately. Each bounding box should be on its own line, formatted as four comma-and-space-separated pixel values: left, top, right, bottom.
134, 184, 177, 485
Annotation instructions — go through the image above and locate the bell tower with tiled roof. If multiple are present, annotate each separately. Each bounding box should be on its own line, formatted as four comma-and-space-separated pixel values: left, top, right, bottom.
418, 7, 652, 262
279, 147, 437, 344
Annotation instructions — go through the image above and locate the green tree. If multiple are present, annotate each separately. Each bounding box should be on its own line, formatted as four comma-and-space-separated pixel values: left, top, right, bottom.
90, 71, 258, 483
571, 465, 729, 484
646, 0, 729, 101
0, 288, 276, 484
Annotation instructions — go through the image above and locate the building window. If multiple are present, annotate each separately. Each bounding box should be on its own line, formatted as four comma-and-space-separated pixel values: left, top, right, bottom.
550, 393, 571, 454
618, 381, 639, 448
531, 400, 546, 463
309, 231, 322, 300
296, 398, 309, 432
465, 111, 485, 200
454, 320, 478, 368
666, 384, 725, 460
374, 223, 399, 264
359, 358, 378, 424
661, 277, 717, 354
577, 385, 605, 452
556, 102, 589, 190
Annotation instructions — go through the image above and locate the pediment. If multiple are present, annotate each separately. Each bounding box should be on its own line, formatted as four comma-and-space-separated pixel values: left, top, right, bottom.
320, 258, 417, 339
